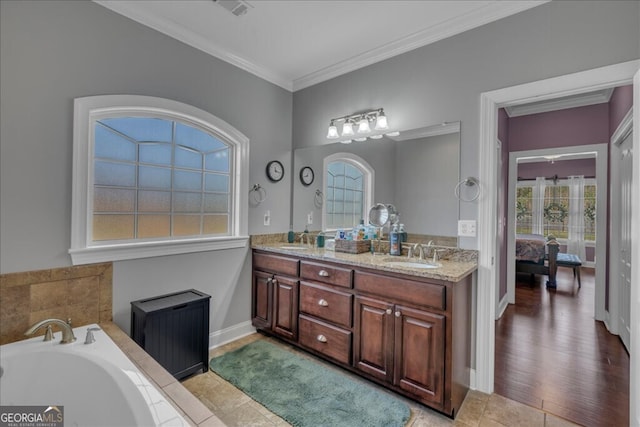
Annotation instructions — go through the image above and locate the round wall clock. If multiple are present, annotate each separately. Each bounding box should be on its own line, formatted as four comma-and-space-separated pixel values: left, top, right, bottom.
266, 160, 284, 182
299, 166, 314, 186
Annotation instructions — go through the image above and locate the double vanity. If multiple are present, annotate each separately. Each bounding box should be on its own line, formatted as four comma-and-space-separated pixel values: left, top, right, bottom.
250, 238, 477, 418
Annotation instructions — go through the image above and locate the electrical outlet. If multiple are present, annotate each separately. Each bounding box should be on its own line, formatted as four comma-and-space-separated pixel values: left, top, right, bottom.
264, 210, 270, 226
458, 220, 476, 237
307, 211, 313, 224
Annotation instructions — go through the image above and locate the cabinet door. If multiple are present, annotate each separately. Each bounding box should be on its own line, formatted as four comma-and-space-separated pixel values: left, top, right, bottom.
272, 275, 299, 340
394, 305, 445, 405
252, 271, 273, 330
354, 295, 394, 382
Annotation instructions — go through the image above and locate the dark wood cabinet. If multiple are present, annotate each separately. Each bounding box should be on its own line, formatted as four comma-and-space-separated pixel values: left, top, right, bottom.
251, 249, 472, 418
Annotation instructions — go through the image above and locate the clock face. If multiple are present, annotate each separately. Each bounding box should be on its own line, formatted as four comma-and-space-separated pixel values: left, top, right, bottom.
300, 166, 314, 186
266, 160, 284, 182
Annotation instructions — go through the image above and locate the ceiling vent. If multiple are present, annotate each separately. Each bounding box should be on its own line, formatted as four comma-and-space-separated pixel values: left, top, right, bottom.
214, 0, 253, 17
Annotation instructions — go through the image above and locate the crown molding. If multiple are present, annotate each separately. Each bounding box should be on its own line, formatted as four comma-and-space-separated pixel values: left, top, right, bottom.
93, 0, 294, 91
388, 121, 460, 141
505, 88, 614, 117
292, 1, 548, 91
95, 1, 547, 93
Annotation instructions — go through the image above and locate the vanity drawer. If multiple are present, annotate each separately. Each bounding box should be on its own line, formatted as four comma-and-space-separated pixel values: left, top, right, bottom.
354, 271, 446, 311
300, 282, 353, 328
253, 252, 299, 277
300, 261, 353, 288
299, 315, 352, 365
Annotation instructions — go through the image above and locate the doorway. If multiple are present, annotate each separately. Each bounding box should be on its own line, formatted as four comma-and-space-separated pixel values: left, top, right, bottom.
474, 60, 639, 422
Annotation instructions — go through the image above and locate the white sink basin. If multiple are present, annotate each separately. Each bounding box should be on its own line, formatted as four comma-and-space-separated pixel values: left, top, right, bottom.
384, 261, 441, 269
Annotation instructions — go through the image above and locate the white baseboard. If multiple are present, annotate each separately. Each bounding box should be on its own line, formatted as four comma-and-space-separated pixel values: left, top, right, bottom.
208, 320, 256, 349
469, 368, 477, 390
496, 295, 509, 320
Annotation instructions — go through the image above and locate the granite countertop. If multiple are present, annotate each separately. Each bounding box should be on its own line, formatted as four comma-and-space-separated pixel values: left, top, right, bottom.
252, 242, 477, 283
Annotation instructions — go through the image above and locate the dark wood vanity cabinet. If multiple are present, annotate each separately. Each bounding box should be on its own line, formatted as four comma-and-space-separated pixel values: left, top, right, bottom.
252, 252, 299, 340
251, 249, 472, 418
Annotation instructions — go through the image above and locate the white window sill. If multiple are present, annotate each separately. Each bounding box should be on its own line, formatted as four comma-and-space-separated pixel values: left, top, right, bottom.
69, 236, 249, 265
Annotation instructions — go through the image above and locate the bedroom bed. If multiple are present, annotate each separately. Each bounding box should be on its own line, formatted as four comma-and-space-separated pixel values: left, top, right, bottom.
515, 233, 559, 288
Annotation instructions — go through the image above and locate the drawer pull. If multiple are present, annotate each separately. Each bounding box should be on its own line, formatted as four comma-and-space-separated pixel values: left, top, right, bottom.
395, 311, 401, 317
317, 334, 328, 343
318, 270, 330, 277
386, 309, 392, 315
318, 299, 329, 307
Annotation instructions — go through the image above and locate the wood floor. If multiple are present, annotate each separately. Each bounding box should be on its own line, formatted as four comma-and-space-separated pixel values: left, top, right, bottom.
495, 268, 629, 427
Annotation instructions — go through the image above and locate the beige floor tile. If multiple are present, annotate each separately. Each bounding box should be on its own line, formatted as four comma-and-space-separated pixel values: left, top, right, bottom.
215, 401, 277, 427
482, 394, 545, 427
544, 413, 581, 427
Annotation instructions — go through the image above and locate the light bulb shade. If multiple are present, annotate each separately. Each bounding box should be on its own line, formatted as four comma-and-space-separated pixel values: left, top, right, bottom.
357, 117, 370, 133
340, 139, 352, 144
370, 134, 383, 139
342, 121, 354, 136
374, 113, 388, 130
354, 137, 367, 142
327, 124, 339, 139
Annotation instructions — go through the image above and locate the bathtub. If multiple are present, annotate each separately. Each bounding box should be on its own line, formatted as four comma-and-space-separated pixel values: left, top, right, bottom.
0, 323, 188, 427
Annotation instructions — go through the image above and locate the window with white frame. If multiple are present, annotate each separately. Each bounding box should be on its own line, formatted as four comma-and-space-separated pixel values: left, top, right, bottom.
516, 178, 596, 241
70, 95, 249, 265
323, 153, 374, 231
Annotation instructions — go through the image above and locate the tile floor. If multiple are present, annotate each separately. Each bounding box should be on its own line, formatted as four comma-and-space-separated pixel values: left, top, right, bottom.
183, 333, 580, 427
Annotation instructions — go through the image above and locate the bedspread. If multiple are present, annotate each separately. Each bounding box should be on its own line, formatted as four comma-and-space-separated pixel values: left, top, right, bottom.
516, 234, 546, 263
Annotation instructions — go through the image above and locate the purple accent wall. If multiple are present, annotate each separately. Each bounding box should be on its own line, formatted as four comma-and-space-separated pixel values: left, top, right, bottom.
517, 158, 596, 181
508, 103, 610, 151
609, 85, 633, 137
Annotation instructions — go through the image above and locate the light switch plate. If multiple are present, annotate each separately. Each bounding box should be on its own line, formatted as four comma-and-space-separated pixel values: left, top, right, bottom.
264, 210, 270, 226
458, 220, 476, 237
307, 211, 313, 225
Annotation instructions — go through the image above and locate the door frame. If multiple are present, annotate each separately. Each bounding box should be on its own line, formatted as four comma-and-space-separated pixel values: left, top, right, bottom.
475, 60, 639, 422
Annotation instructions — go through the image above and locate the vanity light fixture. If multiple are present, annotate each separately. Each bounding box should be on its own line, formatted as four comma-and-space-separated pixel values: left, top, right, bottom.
326, 108, 396, 142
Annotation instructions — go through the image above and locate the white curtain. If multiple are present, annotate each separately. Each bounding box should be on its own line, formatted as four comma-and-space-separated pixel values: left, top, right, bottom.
567, 175, 586, 261
532, 177, 546, 235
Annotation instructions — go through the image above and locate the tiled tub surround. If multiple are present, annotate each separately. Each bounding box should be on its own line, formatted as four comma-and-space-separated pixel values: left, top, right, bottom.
0, 264, 225, 426
0, 263, 113, 345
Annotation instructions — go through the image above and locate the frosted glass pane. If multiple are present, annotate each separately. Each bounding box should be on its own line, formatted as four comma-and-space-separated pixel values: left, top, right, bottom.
140, 143, 172, 165
138, 190, 171, 212
345, 177, 360, 190
93, 214, 134, 241
174, 170, 202, 190
335, 201, 344, 213
203, 215, 228, 235
344, 190, 354, 203
95, 124, 136, 161
173, 192, 201, 213
326, 201, 333, 214
94, 188, 135, 212
205, 173, 229, 192
100, 117, 173, 143
203, 193, 229, 213
138, 215, 170, 238
139, 166, 171, 189
94, 161, 135, 187
176, 122, 226, 152
328, 162, 344, 175
205, 150, 230, 172
335, 189, 344, 201
173, 215, 200, 236
335, 176, 345, 188
175, 146, 202, 169
345, 164, 362, 179
327, 174, 334, 187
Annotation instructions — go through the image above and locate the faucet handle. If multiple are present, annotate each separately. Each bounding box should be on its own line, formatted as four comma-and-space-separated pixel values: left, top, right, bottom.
84, 327, 101, 345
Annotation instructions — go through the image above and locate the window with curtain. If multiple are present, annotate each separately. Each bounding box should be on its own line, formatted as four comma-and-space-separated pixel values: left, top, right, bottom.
70, 95, 249, 265
516, 177, 596, 242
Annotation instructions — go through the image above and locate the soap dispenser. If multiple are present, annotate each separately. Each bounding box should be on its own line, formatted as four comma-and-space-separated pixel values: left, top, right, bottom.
389, 223, 401, 256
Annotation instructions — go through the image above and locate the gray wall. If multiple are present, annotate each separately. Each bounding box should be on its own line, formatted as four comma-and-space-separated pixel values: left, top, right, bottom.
0, 1, 292, 333
292, 0, 640, 249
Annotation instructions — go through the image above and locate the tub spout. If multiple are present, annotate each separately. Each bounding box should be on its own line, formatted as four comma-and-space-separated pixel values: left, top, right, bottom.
25, 319, 76, 344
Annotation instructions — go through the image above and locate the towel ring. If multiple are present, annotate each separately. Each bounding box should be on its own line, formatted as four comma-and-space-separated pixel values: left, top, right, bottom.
454, 177, 480, 202
249, 184, 267, 205
314, 189, 324, 208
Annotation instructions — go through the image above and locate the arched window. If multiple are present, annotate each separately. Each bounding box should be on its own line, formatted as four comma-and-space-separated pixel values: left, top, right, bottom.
70, 95, 249, 264
323, 153, 374, 231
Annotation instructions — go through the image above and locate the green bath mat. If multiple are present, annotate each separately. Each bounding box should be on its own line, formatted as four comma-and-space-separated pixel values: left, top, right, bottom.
209, 339, 411, 427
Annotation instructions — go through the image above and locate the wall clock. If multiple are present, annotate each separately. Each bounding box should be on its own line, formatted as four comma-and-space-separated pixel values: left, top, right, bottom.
299, 166, 314, 186
266, 160, 284, 182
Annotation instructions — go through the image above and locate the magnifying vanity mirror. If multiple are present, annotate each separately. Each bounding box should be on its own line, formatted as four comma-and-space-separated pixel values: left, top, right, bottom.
292, 121, 461, 247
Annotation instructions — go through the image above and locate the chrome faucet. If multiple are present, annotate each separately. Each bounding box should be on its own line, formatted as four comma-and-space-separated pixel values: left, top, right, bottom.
25, 318, 76, 344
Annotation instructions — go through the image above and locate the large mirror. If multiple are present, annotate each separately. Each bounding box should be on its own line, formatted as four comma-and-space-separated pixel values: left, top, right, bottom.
292, 122, 461, 247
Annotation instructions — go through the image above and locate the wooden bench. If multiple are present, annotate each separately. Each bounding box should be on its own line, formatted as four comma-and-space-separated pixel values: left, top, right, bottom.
556, 253, 582, 288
